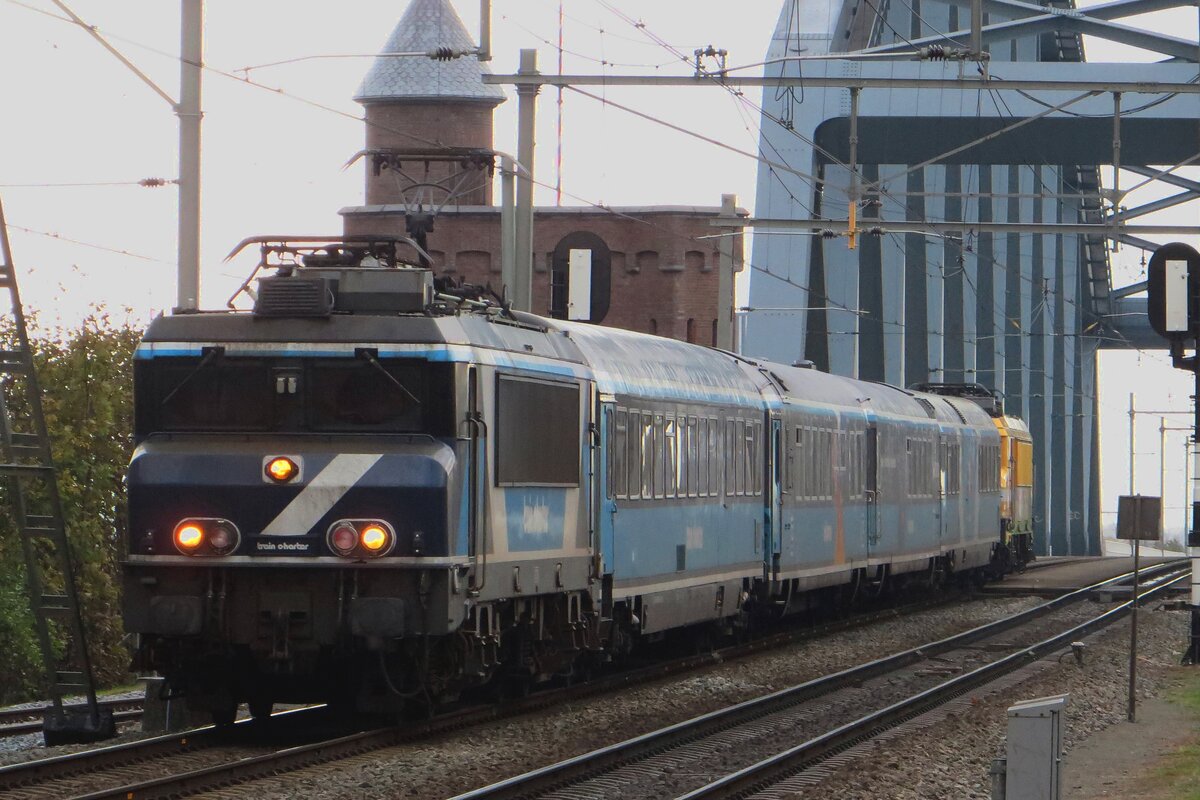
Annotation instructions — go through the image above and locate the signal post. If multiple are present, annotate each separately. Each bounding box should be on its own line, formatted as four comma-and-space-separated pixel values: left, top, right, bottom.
1145, 242, 1200, 664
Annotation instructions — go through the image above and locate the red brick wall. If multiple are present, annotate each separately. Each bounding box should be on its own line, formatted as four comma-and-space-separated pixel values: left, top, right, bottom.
364, 101, 498, 206
343, 208, 743, 344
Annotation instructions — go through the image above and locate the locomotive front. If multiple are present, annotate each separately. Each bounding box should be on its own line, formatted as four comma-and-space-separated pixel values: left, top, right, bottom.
123, 241, 477, 721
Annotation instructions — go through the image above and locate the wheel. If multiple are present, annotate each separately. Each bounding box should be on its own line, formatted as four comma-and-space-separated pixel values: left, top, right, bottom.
248, 699, 273, 719
210, 703, 237, 728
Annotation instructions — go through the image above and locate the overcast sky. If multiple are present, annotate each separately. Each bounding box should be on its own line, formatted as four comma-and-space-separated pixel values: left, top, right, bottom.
0, 0, 1197, 542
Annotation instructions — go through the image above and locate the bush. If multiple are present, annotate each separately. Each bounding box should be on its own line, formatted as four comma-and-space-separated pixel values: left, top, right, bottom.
0, 309, 141, 702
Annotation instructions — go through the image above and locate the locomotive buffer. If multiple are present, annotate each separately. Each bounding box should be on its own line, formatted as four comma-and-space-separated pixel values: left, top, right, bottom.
0, 197, 114, 743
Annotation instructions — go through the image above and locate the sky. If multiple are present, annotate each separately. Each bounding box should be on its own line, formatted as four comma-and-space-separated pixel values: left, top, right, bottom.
0, 0, 1197, 542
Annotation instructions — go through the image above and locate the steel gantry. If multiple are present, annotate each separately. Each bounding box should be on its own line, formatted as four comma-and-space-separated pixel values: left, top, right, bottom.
484, 0, 1200, 557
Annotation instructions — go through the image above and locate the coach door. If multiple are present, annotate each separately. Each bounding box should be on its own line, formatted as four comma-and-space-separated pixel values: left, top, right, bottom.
768, 416, 783, 577
865, 426, 879, 555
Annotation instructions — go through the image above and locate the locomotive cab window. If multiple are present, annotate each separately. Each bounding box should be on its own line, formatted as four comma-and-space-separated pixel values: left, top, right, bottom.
496, 375, 581, 487
149, 355, 272, 431
136, 354, 453, 436
308, 358, 427, 432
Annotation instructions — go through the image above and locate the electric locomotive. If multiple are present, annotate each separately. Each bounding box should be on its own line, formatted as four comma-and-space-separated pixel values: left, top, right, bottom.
122, 236, 1029, 722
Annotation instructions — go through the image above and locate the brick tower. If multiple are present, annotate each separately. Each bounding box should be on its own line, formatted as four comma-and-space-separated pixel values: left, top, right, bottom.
354, 0, 505, 207
344, 0, 745, 344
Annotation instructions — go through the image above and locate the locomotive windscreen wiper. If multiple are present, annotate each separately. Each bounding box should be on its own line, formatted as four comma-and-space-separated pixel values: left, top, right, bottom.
356, 348, 421, 406
160, 347, 225, 407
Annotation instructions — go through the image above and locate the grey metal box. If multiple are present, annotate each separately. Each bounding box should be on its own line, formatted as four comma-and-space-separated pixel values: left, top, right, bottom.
1005, 694, 1068, 800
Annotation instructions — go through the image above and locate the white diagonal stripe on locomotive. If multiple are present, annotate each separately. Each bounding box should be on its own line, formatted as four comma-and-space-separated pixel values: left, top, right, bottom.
260, 453, 380, 535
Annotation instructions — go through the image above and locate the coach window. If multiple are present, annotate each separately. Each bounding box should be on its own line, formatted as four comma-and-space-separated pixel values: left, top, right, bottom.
496, 375, 580, 486
820, 430, 831, 498
613, 409, 628, 499
691, 417, 699, 497
698, 418, 709, 496
729, 419, 739, 494
710, 418, 721, 496
654, 414, 666, 498
748, 421, 760, 496
907, 439, 917, 496
641, 412, 655, 499
664, 416, 678, 498
626, 409, 641, 500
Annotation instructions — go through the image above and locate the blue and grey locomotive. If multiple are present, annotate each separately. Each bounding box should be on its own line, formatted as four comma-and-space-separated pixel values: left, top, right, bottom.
122, 236, 1018, 722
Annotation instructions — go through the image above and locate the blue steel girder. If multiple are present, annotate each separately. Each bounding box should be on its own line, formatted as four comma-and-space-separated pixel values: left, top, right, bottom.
860, 0, 1200, 59
1110, 190, 1199, 223
797, 62, 1200, 167
1125, 165, 1200, 194
914, 0, 1195, 23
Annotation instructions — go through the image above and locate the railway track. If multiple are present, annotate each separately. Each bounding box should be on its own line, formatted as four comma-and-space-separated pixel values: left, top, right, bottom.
0, 699, 143, 741
449, 560, 1188, 800
2, 561, 1177, 799
0, 590, 973, 800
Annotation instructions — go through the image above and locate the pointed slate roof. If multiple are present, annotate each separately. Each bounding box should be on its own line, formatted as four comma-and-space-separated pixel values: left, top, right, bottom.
355, 0, 505, 105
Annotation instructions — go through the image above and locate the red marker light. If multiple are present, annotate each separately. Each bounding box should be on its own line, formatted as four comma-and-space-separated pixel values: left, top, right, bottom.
330, 523, 358, 555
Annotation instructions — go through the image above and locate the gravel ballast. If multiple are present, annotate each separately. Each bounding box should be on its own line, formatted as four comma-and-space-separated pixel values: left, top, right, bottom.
189, 596, 1047, 800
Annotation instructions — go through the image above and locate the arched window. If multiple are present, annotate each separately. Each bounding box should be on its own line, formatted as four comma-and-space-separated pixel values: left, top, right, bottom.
685, 251, 705, 270
550, 232, 612, 323
636, 251, 659, 272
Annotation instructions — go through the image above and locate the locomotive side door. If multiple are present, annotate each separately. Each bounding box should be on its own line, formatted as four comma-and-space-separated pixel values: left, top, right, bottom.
865, 425, 879, 556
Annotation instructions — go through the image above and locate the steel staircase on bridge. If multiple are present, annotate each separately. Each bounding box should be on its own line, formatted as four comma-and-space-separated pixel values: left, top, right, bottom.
0, 197, 113, 744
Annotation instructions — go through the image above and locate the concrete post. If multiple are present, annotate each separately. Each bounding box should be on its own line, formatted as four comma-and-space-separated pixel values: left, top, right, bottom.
176, 0, 203, 313
513, 49, 540, 313
716, 194, 740, 351
500, 155, 516, 302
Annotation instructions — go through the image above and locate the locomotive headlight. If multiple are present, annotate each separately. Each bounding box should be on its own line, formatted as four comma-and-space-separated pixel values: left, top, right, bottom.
265, 456, 299, 483
173, 518, 241, 556
360, 524, 390, 553
174, 523, 205, 553
327, 519, 394, 558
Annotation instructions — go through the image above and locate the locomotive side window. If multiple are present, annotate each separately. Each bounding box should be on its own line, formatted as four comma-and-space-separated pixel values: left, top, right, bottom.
496, 375, 580, 487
